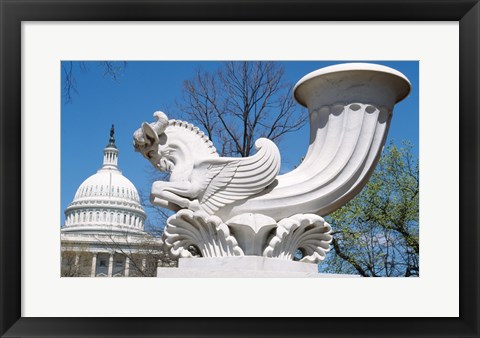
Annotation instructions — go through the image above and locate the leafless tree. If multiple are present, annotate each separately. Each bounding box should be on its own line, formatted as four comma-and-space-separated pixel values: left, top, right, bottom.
139, 167, 172, 231
60, 244, 90, 277
62, 61, 127, 103
178, 61, 307, 157
93, 230, 177, 277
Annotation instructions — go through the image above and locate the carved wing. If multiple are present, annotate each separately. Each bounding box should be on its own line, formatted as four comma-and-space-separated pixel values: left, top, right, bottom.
198, 138, 281, 215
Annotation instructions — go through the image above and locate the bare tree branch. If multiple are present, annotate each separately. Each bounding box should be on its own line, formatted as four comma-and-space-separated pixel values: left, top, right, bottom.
178, 61, 308, 158
62, 61, 127, 104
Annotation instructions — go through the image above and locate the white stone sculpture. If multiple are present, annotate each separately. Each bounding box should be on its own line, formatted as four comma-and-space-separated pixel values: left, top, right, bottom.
133, 63, 411, 273
134, 115, 281, 214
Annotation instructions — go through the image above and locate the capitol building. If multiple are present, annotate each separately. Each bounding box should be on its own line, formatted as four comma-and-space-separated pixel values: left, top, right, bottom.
61, 126, 170, 277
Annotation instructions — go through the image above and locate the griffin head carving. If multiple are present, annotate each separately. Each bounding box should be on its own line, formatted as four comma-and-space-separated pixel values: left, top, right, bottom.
133, 112, 281, 216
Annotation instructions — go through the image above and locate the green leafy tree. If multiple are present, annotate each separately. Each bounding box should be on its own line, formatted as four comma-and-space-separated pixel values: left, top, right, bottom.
321, 142, 419, 277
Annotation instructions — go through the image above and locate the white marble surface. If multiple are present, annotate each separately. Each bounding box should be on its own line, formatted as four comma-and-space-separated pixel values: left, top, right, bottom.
157, 257, 359, 278
156, 268, 357, 278
228, 63, 412, 220
226, 213, 277, 256
179, 256, 317, 272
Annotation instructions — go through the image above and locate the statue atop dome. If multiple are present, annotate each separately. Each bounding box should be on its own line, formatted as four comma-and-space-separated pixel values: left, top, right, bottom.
107, 124, 116, 148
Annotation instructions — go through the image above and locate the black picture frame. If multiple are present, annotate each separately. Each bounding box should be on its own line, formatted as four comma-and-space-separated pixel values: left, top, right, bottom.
1, 1, 478, 337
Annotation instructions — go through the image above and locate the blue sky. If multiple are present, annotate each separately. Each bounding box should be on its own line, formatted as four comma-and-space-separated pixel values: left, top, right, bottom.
61, 61, 419, 226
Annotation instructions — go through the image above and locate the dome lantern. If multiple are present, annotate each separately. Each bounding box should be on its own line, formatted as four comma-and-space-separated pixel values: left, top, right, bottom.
102, 124, 119, 170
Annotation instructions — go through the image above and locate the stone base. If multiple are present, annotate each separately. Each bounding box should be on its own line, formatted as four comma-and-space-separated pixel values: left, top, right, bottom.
157, 257, 358, 278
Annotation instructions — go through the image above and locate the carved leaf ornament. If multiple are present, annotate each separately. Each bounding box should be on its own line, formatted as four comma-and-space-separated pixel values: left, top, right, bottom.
163, 210, 332, 264
164, 210, 243, 258
264, 214, 332, 263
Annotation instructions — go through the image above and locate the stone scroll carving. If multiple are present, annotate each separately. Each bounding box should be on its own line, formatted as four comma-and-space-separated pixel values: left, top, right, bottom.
134, 63, 411, 265
163, 210, 243, 258
264, 214, 332, 263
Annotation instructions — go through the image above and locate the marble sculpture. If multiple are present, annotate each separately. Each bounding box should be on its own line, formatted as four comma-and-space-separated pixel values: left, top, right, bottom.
133, 63, 411, 266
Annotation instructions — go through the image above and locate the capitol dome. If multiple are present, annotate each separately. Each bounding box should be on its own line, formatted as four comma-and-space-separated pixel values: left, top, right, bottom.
62, 125, 146, 235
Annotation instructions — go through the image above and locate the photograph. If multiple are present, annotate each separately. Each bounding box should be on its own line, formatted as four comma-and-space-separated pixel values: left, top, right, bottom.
60, 60, 419, 278
2, 1, 479, 336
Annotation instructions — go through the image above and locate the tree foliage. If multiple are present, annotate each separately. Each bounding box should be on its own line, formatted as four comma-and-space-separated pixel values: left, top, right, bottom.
322, 142, 419, 277
178, 61, 307, 157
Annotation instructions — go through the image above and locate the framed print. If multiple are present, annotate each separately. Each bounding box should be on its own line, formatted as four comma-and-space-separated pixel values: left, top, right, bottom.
1, 0, 479, 337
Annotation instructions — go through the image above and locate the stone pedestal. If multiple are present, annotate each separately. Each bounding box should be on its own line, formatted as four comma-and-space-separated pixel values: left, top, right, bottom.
157, 257, 358, 278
